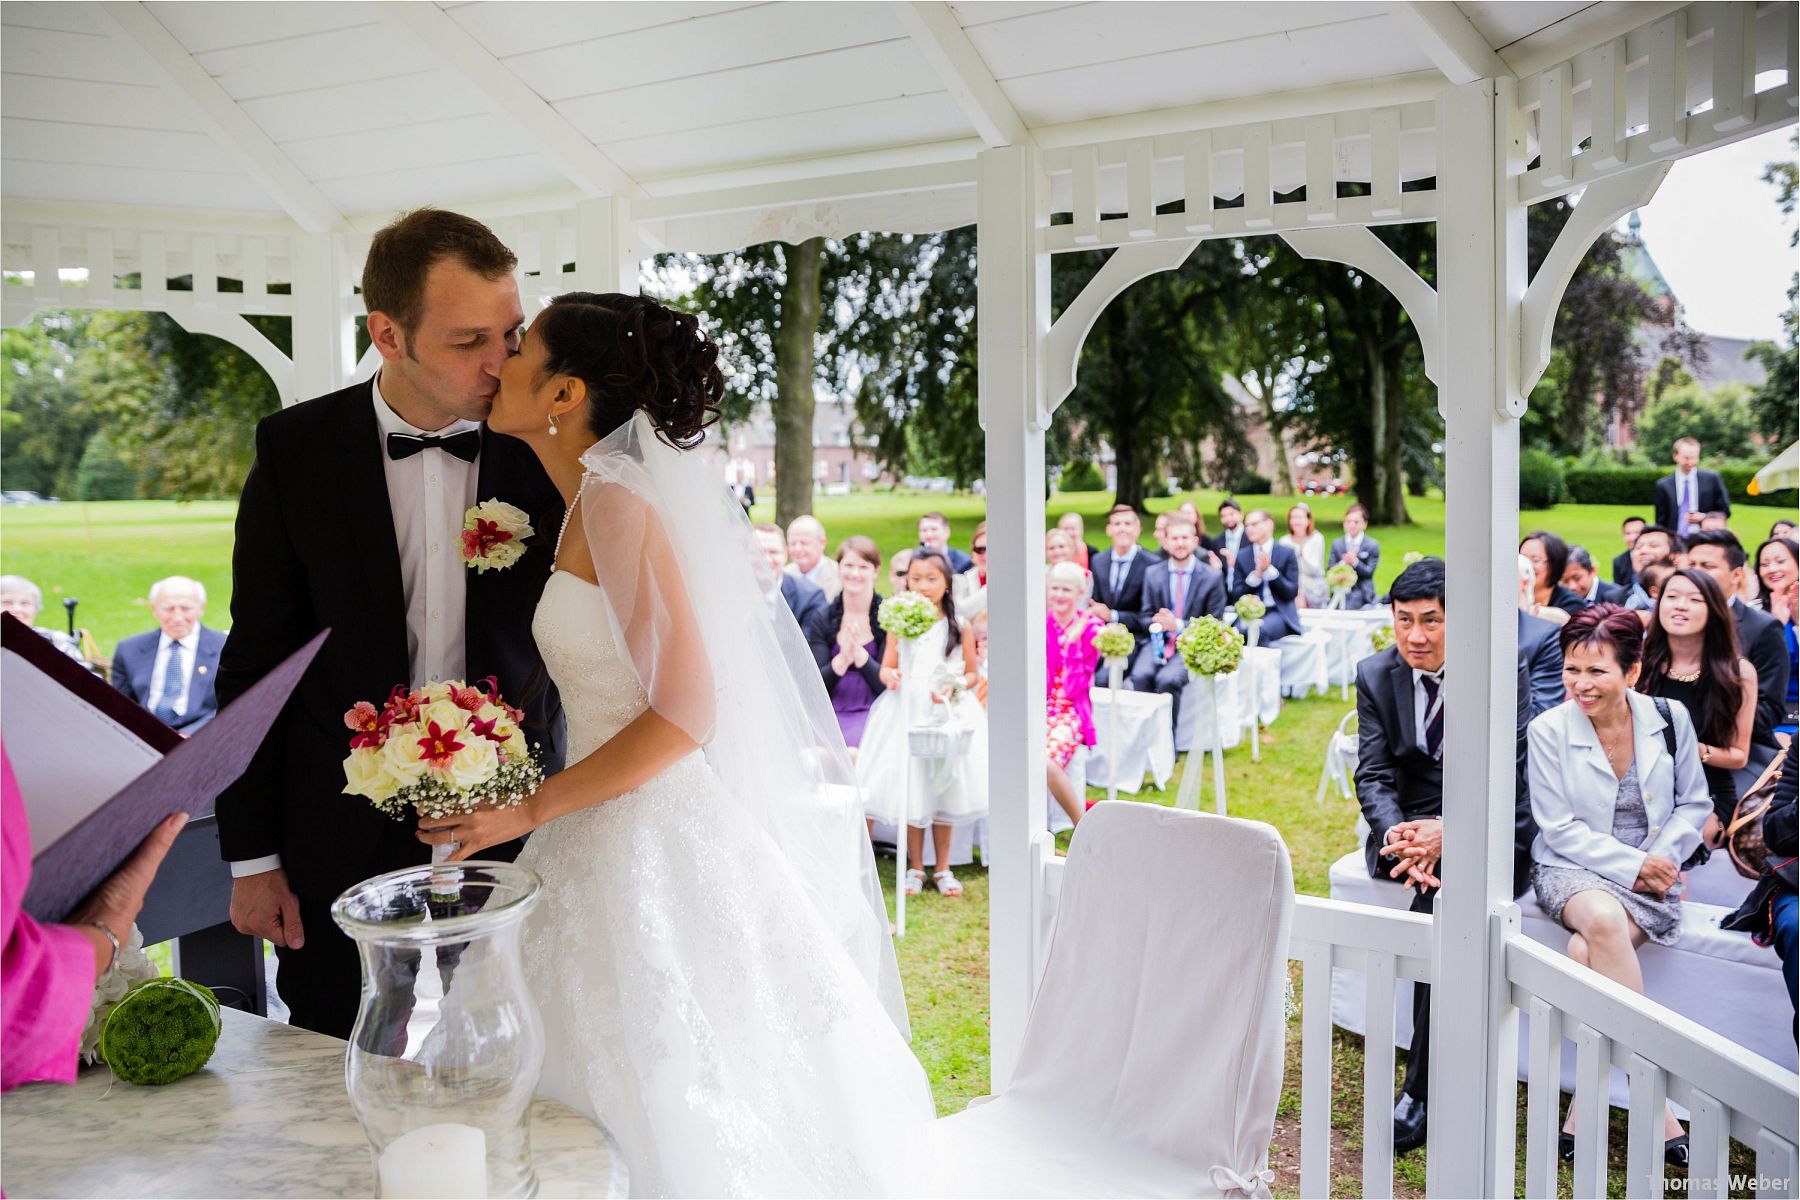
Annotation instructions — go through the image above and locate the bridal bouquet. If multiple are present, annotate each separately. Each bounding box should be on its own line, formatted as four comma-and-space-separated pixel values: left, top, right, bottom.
1177, 616, 1244, 677
1233, 595, 1267, 624
1325, 563, 1358, 595
1093, 622, 1134, 661
340, 679, 544, 821
879, 591, 938, 640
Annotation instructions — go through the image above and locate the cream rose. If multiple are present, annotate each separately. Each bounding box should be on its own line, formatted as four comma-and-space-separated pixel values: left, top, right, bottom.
380, 731, 430, 789
440, 735, 499, 791
342, 746, 396, 802
419, 699, 471, 736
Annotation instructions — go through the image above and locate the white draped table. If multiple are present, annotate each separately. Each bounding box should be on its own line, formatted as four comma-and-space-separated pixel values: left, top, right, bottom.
1300, 606, 1391, 694
1172, 646, 1282, 754
0, 1008, 628, 1199
1084, 686, 1175, 792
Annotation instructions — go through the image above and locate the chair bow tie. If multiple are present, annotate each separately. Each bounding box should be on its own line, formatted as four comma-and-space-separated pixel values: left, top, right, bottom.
1209, 1164, 1276, 1197
386, 430, 481, 463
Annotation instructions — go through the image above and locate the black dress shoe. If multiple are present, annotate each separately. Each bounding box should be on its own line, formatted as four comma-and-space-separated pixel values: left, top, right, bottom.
1559, 1132, 1575, 1161
1393, 1093, 1428, 1154
1666, 1135, 1689, 1168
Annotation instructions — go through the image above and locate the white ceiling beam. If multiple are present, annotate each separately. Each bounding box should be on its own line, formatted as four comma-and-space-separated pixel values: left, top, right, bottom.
379, 2, 644, 200
894, 1, 1032, 148
1387, 2, 1509, 86
97, 2, 346, 234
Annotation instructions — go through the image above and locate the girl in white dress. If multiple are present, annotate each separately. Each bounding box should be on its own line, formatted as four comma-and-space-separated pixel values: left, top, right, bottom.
857, 550, 988, 896
417, 293, 933, 1196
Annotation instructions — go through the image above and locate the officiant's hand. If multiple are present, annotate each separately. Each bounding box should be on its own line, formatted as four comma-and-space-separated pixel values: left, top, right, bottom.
71, 811, 188, 977
230, 867, 304, 950
417, 800, 538, 863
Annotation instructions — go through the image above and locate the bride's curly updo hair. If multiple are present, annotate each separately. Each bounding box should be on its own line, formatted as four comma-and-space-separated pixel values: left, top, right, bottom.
535, 292, 723, 448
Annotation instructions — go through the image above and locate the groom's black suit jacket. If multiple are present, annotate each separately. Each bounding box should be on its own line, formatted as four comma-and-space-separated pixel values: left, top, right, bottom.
215, 379, 566, 905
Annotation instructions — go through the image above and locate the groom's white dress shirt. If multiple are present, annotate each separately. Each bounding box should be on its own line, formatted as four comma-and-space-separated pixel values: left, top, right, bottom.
151, 628, 201, 718
229, 375, 482, 880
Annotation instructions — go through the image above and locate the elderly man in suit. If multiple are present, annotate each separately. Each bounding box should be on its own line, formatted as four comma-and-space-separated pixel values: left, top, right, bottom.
1127, 515, 1225, 729
1229, 509, 1300, 641
1090, 504, 1161, 666
1354, 557, 1535, 1154
1654, 437, 1730, 536
111, 576, 227, 734
1327, 503, 1381, 609
755, 523, 826, 630
1562, 545, 1627, 607
785, 514, 840, 602
1686, 531, 1789, 776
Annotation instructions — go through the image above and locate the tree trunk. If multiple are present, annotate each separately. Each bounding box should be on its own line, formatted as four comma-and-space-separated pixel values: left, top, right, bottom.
1361, 347, 1411, 525
1104, 305, 1150, 511
774, 237, 822, 528
1251, 368, 1295, 494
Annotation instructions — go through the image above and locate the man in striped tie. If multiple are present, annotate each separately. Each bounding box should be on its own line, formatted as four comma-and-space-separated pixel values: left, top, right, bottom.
1352, 556, 1535, 1154
109, 576, 227, 735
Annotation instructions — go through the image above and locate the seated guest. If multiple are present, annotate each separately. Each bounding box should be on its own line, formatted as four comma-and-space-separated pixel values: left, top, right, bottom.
917, 511, 971, 574
1773, 519, 1798, 541
1528, 605, 1710, 1165
1699, 512, 1730, 532
1056, 512, 1098, 570
1128, 515, 1227, 731
1177, 501, 1213, 564
1151, 510, 1171, 553
955, 522, 988, 618
1634, 559, 1678, 625
1518, 555, 1569, 628
754, 524, 826, 629
803, 537, 885, 759
888, 548, 914, 594
1229, 509, 1299, 641
1208, 499, 1248, 590
1353, 557, 1534, 1153
970, 611, 989, 707
1637, 569, 1756, 847
1045, 562, 1100, 828
1724, 738, 1796, 1037
1754, 536, 1798, 738
1282, 503, 1327, 608
1521, 530, 1584, 617
3, 741, 187, 1092
1517, 559, 1566, 716
1327, 504, 1381, 609
0, 575, 86, 666
1090, 504, 1159, 662
1614, 516, 1646, 588
785, 514, 840, 602
1624, 526, 1685, 609
1687, 530, 1789, 767
110, 576, 226, 734
1563, 545, 1626, 607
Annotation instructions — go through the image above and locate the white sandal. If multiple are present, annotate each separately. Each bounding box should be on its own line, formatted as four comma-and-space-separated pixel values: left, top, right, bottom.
903, 868, 926, 897
933, 868, 964, 897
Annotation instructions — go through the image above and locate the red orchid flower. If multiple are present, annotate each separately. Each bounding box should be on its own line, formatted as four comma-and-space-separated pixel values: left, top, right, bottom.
467, 713, 506, 743
382, 683, 422, 726
461, 519, 514, 561
344, 701, 387, 749
448, 684, 486, 712
416, 721, 466, 766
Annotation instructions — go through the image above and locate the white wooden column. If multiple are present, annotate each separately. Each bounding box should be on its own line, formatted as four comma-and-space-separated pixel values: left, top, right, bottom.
977, 143, 1050, 1089
575, 198, 643, 296
290, 232, 357, 403
1430, 77, 1526, 1197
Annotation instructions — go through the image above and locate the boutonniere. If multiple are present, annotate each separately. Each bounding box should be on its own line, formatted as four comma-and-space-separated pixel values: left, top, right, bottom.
460, 499, 534, 572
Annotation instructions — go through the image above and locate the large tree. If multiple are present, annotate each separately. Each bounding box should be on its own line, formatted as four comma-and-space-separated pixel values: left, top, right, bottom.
1747, 132, 1799, 446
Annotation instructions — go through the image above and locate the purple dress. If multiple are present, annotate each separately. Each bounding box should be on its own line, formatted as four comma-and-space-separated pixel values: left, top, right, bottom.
833, 640, 880, 747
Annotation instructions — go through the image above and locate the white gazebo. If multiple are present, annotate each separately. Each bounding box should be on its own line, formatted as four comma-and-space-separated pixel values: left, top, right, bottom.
4, 3, 1796, 1194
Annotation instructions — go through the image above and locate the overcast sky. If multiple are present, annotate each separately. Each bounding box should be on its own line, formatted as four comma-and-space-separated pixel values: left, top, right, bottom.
1623, 125, 1798, 343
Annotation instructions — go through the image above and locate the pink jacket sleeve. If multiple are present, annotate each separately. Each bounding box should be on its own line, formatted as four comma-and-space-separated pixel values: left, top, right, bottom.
2, 741, 94, 1092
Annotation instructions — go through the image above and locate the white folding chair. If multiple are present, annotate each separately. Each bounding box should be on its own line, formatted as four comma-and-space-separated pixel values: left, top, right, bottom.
1312, 710, 1359, 805
924, 803, 1294, 1197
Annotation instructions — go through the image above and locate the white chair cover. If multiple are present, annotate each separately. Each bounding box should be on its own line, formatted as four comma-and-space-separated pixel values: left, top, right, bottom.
1313, 711, 1359, 805
1086, 687, 1177, 792
925, 804, 1294, 1197
1276, 630, 1332, 698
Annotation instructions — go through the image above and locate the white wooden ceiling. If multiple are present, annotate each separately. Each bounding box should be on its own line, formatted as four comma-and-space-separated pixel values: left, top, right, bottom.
1, 0, 1626, 227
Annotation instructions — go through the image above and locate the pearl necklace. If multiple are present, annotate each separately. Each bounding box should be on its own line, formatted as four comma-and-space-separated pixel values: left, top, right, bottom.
554, 477, 589, 563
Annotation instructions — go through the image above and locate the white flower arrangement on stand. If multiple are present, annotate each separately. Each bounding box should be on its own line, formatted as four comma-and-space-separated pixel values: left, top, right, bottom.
1325, 562, 1357, 609
1231, 597, 1267, 762
1173, 617, 1244, 816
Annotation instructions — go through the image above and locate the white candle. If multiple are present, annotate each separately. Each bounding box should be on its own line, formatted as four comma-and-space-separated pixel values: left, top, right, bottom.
377, 1123, 488, 1199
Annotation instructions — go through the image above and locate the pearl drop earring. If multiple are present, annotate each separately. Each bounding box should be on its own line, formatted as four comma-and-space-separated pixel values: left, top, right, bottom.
547, 413, 559, 437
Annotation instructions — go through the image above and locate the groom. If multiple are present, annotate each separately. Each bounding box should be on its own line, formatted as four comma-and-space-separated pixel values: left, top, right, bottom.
216, 209, 565, 1039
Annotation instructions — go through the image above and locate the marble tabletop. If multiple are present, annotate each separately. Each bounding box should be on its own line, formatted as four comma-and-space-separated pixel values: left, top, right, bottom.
1, 1008, 627, 1199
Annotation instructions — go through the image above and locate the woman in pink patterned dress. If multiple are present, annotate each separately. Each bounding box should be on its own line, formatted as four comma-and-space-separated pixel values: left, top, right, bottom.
1046, 561, 1102, 827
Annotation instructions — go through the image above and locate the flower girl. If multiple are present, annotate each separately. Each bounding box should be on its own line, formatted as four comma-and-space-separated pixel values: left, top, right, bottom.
857, 550, 988, 896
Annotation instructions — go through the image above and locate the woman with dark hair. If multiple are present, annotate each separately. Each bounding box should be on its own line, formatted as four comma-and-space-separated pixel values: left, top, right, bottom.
1637, 568, 1757, 842
424, 292, 935, 1193
1756, 536, 1798, 738
804, 536, 885, 756
1521, 530, 1584, 617
1527, 603, 1711, 1164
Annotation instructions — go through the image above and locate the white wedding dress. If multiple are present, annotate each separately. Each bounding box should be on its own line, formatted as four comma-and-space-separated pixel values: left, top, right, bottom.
515, 569, 936, 1197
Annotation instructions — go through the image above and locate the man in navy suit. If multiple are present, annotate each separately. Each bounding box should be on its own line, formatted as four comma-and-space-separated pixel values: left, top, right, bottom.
1128, 515, 1224, 729
1561, 545, 1626, 608
1230, 509, 1301, 641
917, 512, 972, 574
1090, 504, 1161, 665
755, 524, 826, 629
111, 575, 227, 734
1205, 499, 1247, 589
1327, 503, 1381, 609
1653, 437, 1730, 536
1612, 515, 1645, 587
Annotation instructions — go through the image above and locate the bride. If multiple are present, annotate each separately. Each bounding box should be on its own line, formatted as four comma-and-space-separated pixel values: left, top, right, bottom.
415, 293, 935, 1196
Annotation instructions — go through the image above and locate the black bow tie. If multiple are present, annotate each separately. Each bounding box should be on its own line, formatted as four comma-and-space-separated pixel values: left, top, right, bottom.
387, 430, 481, 463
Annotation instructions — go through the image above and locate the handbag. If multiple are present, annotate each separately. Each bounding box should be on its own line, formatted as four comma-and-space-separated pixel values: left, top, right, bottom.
1726, 750, 1793, 881
1648, 698, 1710, 871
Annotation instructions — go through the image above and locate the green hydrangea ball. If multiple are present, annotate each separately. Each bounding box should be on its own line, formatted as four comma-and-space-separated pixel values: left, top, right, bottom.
98, 978, 222, 1085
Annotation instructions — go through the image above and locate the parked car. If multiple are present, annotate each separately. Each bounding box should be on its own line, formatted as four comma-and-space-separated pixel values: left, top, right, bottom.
1, 490, 57, 505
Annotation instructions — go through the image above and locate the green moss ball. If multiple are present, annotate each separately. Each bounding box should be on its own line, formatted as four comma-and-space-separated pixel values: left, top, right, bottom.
98, 978, 222, 1085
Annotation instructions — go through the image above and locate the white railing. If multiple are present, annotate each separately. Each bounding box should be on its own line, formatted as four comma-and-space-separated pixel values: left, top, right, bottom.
1288, 895, 1433, 1200
1508, 932, 1800, 1200
1, 222, 298, 318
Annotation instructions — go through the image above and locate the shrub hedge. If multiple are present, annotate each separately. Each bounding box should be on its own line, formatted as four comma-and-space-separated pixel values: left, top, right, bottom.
1519, 449, 1566, 508
1562, 464, 1796, 509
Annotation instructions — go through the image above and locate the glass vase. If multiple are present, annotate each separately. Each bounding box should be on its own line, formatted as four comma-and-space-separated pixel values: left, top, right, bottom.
332, 861, 546, 1199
